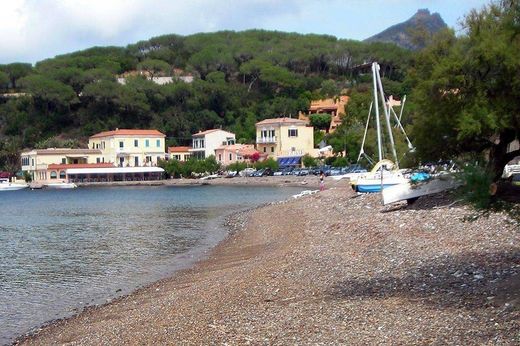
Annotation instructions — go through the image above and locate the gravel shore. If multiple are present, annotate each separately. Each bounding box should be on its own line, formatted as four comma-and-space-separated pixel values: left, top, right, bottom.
16, 183, 519, 345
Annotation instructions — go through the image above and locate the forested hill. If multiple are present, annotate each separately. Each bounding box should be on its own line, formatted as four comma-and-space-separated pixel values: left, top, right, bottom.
0, 30, 411, 152
365, 9, 447, 50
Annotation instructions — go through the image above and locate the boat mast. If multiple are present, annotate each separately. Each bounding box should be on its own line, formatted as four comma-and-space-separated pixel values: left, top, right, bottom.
371, 63, 383, 162
375, 63, 399, 168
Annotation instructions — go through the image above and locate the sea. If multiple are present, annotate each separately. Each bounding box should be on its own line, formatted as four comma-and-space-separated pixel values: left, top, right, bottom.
0, 185, 304, 344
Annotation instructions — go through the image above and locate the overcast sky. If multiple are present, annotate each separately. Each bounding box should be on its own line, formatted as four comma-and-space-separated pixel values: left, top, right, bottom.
0, 0, 491, 64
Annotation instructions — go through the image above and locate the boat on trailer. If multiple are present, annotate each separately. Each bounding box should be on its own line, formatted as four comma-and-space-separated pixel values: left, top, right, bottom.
382, 173, 460, 205
350, 62, 414, 193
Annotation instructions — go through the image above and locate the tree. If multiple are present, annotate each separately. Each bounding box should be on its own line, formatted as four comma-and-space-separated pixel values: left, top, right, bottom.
411, 2, 520, 179
309, 113, 332, 130
302, 154, 317, 167
0, 63, 33, 89
137, 59, 171, 78
0, 71, 9, 91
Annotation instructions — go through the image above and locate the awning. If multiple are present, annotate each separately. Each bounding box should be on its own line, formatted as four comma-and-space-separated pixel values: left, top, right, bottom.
277, 156, 302, 166
66, 167, 164, 175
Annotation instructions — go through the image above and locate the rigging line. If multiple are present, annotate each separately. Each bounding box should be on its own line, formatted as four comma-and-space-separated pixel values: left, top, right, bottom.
357, 101, 373, 163
389, 105, 414, 151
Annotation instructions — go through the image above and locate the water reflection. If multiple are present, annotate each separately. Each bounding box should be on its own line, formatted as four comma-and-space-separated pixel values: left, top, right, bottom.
0, 185, 302, 344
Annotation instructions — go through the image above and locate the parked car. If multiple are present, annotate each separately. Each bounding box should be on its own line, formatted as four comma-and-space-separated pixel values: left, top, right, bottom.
295, 168, 310, 176
239, 168, 256, 177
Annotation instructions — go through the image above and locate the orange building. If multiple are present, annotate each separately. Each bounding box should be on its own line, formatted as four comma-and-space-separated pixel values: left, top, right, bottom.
299, 96, 349, 133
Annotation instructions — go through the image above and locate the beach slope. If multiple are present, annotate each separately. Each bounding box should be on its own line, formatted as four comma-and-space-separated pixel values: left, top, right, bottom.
18, 186, 519, 345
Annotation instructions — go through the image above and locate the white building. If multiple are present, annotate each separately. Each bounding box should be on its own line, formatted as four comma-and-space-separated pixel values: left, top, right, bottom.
189, 129, 236, 159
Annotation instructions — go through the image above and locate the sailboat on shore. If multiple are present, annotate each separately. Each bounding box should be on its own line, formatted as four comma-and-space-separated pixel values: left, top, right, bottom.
350, 62, 412, 193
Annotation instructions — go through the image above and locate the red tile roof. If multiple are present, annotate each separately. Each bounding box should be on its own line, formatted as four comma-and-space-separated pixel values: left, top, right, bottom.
47, 163, 115, 170
256, 117, 307, 126
168, 146, 191, 153
90, 129, 165, 138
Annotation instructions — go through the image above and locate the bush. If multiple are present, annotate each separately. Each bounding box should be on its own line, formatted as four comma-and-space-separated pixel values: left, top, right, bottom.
302, 154, 317, 167
332, 156, 348, 167
227, 161, 248, 172
255, 157, 279, 171
456, 163, 494, 209
160, 156, 220, 178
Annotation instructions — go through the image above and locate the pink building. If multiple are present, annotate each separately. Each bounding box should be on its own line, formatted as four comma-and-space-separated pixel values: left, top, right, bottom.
215, 144, 258, 166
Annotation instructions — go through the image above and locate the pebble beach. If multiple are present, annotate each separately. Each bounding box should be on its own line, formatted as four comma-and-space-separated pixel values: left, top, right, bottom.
16, 180, 520, 345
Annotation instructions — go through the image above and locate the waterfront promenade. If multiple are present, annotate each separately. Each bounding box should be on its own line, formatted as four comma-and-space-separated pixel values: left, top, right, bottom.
18, 184, 519, 345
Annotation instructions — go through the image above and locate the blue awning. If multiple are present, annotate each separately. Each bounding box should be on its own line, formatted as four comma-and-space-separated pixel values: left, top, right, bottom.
278, 156, 302, 166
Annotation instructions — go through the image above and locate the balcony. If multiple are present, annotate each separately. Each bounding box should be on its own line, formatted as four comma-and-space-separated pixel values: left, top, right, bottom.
256, 136, 277, 144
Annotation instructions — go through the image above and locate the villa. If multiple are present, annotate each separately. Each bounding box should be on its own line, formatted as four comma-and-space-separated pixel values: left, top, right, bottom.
88, 129, 166, 167
255, 117, 316, 167
299, 96, 349, 133
215, 144, 259, 166
189, 129, 236, 159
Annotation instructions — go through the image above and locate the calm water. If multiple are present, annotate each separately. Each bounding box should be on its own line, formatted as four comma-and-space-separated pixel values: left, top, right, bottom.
0, 185, 303, 344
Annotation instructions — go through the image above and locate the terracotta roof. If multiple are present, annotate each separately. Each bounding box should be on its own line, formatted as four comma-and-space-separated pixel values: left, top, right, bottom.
192, 129, 235, 137
90, 129, 165, 139
256, 118, 307, 126
47, 163, 115, 170
309, 96, 349, 114
31, 149, 102, 155
168, 146, 191, 153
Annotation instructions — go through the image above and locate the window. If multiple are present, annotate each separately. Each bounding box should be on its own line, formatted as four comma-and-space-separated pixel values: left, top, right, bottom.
263, 147, 266, 153
229, 153, 232, 161
119, 141, 124, 148
96, 158, 100, 163
157, 156, 161, 163
271, 147, 274, 153
32, 159, 34, 166
288, 128, 298, 137
61, 158, 66, 164
134, 157, 139, 166
145, 139, 150, 147
134, 139, 138, 147
173, 155, 180, 160
218, 154, 222, 161
50, 171, 57, 179
59, 171, 66, 179
156, 139, 160, 147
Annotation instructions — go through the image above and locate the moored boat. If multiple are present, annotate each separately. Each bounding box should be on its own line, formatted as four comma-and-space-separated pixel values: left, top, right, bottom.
0, 181, 29, 191
45, 182, 78, 189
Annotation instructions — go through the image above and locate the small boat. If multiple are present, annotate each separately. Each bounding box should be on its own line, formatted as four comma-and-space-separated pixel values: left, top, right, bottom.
350, 160, 408, 193
382, 173, 460, 205
45, 182, 78, 189
0, 181, 29, 191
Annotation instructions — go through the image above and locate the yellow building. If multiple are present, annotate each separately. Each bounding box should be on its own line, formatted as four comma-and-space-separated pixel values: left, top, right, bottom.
255, 118, 316, 165
167, 146, 191, 161
21, 148, 103, 181
88, 129, 166, 167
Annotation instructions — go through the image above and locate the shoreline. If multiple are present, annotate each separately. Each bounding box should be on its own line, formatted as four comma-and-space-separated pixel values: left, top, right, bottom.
75, 175, 326, 188
16, 184, 519, 345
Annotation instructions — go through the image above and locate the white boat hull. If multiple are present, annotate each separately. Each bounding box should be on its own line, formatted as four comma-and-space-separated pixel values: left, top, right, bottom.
0, 183, 28, 191
382, 174, 460, 205
45, 183, 78, 189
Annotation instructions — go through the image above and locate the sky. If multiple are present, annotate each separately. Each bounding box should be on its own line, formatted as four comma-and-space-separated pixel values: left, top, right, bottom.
0, 0, 491, 64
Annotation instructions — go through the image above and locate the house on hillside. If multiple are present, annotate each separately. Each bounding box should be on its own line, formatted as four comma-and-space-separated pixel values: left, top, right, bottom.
255, 117, 316, 167
299, 96, 349, 133
189, 129, 236, 160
